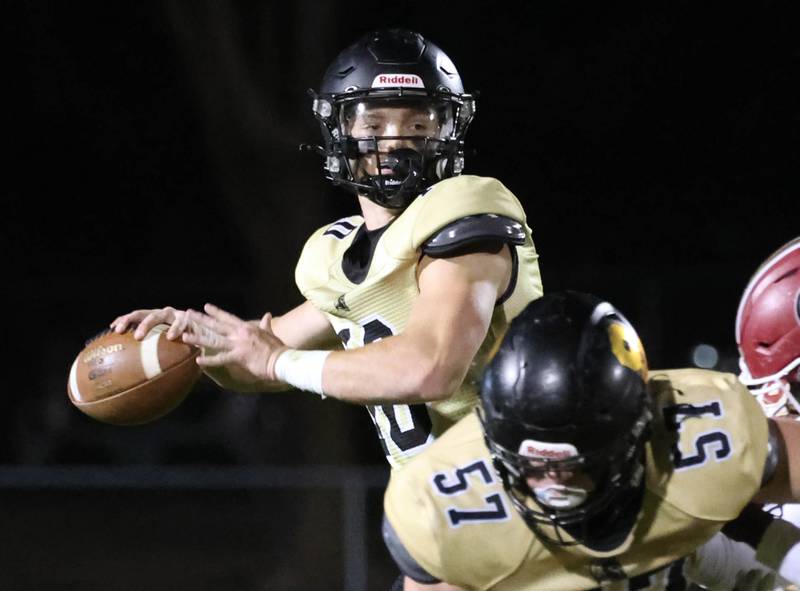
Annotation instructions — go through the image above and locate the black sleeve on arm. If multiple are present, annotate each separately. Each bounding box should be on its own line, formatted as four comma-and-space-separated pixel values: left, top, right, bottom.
761, 418, 782, 487
421, 214, 525, 258
720, 422, 782, 549
721, 503, 776, 549
382, 514, 441, 584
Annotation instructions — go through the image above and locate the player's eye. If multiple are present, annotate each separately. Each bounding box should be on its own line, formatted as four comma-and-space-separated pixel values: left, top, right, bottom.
520, 462, 549, 478
521, 458, 581, 478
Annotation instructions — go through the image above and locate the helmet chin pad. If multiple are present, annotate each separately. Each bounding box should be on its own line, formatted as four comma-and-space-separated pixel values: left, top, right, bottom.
357, 148, 422, 208
343, 140, 453, 209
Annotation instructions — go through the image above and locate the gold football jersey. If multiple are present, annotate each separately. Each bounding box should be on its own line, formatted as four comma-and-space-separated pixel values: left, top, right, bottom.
384, 369, 769, 590
295, 175, 543, 467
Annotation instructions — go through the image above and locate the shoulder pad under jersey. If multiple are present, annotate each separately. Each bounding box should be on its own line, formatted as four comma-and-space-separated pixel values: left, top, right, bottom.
384, 414, 532, 589
382, 514, 441, 584
645, 368, 769, 522
382, 175, 530, 259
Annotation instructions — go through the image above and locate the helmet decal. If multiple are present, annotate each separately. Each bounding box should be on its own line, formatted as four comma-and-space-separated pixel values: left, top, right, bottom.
607, 321, 647, 378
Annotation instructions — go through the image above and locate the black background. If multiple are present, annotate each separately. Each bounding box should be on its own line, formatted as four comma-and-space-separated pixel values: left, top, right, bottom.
3, 2, 798, 589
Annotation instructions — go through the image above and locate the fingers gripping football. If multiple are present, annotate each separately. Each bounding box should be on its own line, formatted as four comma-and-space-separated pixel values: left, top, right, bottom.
110, 306, 193, 341
182, 304, 288, 385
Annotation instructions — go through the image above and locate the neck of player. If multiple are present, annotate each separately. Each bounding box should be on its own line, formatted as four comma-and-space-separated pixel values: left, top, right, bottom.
358, 194, 400, 231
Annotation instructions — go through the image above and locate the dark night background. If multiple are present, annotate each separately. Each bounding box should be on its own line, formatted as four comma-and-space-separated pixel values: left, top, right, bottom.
2, 2, 798, 589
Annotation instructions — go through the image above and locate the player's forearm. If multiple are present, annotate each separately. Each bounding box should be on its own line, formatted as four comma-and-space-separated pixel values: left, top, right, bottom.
320, 334, 469, 404
271, 256, 500, 402
202, 362, 292, 393
685, 532, 782, 590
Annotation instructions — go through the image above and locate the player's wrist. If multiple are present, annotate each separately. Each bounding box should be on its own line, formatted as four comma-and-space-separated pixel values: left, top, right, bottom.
272, 349, 330, 398
265, 345, 290, 381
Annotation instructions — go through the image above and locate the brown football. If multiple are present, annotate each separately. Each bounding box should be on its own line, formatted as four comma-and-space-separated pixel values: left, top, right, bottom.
67, 324, 201, 425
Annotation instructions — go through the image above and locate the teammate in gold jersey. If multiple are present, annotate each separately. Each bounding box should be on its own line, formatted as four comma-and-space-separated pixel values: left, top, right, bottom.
383, 292, 800, 590
109, 29, 542, 468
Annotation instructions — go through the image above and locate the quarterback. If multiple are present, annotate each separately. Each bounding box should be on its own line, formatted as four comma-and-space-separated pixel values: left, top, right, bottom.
382, 292, 800, 590
110, 29, 542, 467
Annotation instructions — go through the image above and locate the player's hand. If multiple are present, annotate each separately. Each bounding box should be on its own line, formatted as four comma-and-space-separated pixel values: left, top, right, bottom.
182, 303, 289, 388
110, 306, 194, 341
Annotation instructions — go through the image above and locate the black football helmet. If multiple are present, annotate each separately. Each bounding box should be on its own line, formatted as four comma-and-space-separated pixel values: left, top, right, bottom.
479, 291, 652, 547
304, 29, 476, 209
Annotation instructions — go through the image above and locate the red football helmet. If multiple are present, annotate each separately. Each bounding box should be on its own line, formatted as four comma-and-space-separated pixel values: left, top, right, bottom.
736, 237, 800, 415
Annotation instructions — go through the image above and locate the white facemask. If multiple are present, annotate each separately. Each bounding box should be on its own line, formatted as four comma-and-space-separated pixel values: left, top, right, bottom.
533, 484, 589, 510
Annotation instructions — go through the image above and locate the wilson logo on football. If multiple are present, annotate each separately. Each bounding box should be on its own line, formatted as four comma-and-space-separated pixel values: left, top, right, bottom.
371, 73, 425, 88
82, 343, 124, 364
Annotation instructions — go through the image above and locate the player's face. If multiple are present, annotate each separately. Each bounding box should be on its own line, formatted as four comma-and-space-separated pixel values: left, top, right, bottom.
522, 460, 596, 510
341, 101, 444, 179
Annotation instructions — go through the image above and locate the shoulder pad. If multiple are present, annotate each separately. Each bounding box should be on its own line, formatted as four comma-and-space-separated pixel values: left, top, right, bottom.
379, 175, 529, 259
383, 415, 533, 588
382, 514, 440, 584
421, 214, 525, 257
645, 369, 769, 521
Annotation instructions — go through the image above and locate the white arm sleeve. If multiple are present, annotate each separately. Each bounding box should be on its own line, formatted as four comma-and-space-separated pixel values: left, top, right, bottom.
684, 532, 785, 591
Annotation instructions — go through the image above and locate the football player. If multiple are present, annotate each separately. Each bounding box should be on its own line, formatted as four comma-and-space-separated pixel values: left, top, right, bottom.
110, 29, 542, 467
736, 236, 800, 419
734, 236, 800, 572
382, 292, 800, 590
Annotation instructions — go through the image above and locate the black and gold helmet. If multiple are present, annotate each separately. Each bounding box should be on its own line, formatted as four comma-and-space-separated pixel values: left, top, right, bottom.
479, 291, 651, 547
306, 29, 476, 209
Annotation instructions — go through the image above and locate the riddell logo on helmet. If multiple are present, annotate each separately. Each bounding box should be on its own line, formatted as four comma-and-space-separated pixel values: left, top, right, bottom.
371, 74, 425, 88
519, 439, 579, 460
